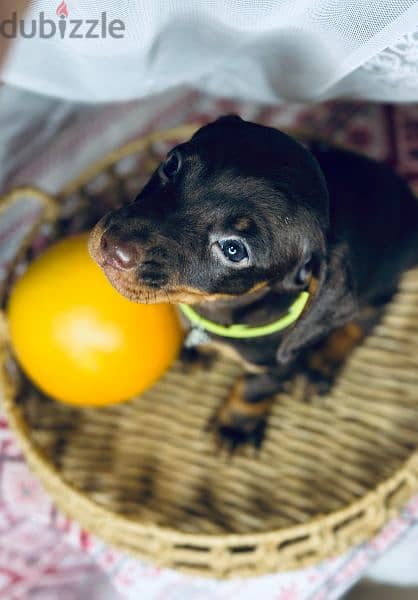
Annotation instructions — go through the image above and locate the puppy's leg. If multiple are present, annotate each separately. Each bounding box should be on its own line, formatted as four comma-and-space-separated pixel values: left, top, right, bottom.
304, 307, 383, 393
210, 371, 285, 452
307, 322, 364, 373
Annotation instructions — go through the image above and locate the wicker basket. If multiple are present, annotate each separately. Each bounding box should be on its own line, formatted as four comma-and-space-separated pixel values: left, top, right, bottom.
1, 125, 418, 579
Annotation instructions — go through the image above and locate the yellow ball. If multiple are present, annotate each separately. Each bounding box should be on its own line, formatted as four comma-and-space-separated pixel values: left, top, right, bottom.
7, 233, 183, 406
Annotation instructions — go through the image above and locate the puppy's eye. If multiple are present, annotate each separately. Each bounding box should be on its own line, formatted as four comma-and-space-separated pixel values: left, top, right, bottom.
219, 239, 248, 263
295, 257, 312, 285
160, 150, 181, 180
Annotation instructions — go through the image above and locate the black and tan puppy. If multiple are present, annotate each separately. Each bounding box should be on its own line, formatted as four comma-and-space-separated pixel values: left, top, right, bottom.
89, 116, 418, 449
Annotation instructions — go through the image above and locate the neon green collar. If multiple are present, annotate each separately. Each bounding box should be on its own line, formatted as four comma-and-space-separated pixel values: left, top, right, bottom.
179, 291, 309, 339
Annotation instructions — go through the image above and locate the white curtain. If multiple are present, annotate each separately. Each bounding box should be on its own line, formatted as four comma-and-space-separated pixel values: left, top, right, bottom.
2, 0, 418, 103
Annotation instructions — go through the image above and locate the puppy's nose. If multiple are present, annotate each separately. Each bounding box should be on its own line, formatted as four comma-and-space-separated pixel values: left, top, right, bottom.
100, 233, 141, 270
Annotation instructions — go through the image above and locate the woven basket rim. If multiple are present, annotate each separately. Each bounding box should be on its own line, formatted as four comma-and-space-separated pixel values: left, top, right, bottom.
2, 310, 418, 577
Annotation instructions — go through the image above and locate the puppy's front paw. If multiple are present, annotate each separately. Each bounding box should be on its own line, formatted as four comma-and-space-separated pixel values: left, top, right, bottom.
208, 378, 269, 453
303, 367, 334, 397
213, 419, 267, 454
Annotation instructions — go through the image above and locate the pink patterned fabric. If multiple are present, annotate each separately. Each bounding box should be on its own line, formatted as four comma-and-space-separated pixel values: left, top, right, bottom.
0, 417, 105, 600
1, 93, 418, 599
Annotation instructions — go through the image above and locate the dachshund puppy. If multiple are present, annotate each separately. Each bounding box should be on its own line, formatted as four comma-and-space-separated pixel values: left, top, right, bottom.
89, 116, 418, 450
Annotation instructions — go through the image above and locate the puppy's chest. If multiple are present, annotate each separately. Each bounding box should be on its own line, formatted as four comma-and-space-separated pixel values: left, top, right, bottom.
183, 312, 283, 372
206, 336, 281, 372
180, 294, 290, 371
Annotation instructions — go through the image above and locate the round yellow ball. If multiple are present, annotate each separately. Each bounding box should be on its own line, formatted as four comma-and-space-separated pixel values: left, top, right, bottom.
7, 233, 183, 406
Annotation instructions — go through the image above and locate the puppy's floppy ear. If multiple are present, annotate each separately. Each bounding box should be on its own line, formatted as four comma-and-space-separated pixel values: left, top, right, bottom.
276, 251, 330, 366
279, 250, 322, 294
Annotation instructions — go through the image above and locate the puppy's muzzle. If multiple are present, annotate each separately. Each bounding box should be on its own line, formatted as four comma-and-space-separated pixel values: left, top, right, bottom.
90, 219, 174, 294
100, 232, 142, 271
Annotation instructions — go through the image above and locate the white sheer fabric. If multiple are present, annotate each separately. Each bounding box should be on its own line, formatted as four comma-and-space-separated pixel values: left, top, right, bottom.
2, 0, 418, 102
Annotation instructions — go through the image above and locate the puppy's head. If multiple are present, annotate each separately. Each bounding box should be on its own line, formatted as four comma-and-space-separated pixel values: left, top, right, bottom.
89, 116, 329, 305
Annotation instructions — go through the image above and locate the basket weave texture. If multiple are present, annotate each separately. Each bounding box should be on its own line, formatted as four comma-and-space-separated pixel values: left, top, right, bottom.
1, 125, 418, 578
